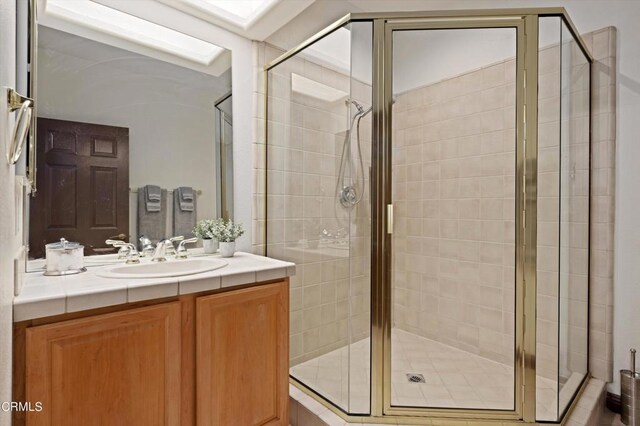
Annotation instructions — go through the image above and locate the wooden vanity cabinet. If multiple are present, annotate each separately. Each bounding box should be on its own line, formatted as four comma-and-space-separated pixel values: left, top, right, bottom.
14, 279, 289, 426
23, 302, 183, 426
196, 282, 289, 426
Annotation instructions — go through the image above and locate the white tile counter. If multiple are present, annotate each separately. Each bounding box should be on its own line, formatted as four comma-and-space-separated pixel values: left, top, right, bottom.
14, 252, 295, 322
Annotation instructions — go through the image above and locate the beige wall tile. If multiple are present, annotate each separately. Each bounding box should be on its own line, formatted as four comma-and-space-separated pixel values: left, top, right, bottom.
258, 26, 615, 392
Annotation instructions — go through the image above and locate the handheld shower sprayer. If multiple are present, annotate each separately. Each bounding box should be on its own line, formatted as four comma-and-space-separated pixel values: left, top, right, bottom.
337, 99, 371, 208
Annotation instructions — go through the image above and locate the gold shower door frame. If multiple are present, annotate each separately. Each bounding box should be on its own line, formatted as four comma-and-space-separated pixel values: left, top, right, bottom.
371, 16, 530, 422
264, 8, 594, 425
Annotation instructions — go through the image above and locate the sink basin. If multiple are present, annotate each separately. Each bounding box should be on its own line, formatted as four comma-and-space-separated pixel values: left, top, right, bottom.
97, 258, 227, 279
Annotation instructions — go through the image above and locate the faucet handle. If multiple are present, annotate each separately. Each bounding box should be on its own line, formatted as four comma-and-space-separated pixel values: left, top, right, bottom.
106, 239, 130, 259
176, 237, 198, 259
177, 237, 198, 248
164, 236, 184, 256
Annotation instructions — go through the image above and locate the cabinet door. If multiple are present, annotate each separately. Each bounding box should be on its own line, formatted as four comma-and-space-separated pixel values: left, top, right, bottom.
26, 302, 182, 426
196, 281, 289, 426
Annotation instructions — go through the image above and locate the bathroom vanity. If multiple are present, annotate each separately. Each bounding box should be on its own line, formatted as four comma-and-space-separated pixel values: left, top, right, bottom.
12, 0, 289, 424
13, 253, 294, 425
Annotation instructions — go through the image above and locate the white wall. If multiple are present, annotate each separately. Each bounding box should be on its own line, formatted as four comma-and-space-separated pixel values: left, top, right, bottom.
0, 1, 17, 424
94, 0, 255, 251
267, 0, 640, 394
393, 28, 516, 93
37, 27, 231, 235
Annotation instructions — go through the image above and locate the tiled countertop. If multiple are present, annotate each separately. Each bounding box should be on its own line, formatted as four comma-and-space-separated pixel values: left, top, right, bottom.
15, 252, 295, 322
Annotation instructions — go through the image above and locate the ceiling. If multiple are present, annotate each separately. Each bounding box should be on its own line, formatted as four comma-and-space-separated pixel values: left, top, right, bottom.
38, 26, 231, 93
35, 0, 530, 82
154, 0, 315, 39
36, 0, 318, 73
38, 0, 317, 40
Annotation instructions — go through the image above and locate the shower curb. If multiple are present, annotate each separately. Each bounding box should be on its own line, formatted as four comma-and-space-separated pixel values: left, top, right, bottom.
565, 378, 607, 426
289, 379, 607, 426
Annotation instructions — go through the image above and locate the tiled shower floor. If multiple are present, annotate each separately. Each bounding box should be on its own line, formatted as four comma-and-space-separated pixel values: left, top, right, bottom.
291, 329, 569, 420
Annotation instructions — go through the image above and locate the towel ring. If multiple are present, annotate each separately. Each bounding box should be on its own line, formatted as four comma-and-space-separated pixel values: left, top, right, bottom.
6, 88, 34, 165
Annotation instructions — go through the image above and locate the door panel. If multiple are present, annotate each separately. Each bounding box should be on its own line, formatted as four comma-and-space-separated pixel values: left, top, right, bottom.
196, 282, 289, 425
90, 166, 118, 227
25, 303, 182, 426
387, 23, 519, 412
45, 164, 77, 228
29, 118, 129, 258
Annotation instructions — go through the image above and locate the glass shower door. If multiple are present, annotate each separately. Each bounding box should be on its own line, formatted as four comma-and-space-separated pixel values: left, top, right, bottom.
265, 20, 373, 416
386, 21, 521, 414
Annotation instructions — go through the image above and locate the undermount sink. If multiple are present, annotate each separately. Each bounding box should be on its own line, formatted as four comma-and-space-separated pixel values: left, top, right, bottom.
97, 258, 227, 279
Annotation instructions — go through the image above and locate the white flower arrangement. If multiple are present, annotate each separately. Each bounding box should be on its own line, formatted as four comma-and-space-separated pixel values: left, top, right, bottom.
193, 219, 221, 240
211, 219, 245, 243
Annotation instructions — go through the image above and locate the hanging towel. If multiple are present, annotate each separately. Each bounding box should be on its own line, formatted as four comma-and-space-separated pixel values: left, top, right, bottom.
138, 188, 167, 242
177, 186, 194, 212
144, 185, 162, 212
173, 189, 197, 238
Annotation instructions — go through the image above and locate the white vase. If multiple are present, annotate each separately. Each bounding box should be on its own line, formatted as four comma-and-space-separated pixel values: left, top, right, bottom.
202, 239, 218, 254
219, 241, 236, 257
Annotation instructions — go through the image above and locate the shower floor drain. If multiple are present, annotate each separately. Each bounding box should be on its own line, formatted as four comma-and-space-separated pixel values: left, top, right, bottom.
406, 373, 426, 383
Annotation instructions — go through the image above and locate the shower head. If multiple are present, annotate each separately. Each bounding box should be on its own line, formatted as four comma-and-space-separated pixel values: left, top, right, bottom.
346, 98, 395, 117
346, 99, 372, 118
347, 99, 366, 114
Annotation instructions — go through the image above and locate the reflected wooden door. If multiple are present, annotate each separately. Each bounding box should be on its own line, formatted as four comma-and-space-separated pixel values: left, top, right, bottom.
29, 118, 129, 258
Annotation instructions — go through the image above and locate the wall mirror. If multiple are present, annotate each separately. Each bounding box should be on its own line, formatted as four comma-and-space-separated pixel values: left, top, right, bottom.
21, 0, 234, 268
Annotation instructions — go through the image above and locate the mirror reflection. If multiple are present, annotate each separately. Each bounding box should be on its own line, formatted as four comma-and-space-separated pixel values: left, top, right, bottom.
28, 25, 232, 262
214, 92, 233, 220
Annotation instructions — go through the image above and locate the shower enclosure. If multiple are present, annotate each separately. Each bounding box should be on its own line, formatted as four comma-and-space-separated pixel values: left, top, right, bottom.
264, 8, 592, 424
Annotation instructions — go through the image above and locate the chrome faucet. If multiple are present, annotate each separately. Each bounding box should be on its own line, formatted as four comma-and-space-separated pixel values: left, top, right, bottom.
175, 237, 198, 259
106, 239, 130, 259
122, 243, 140, 264
165, 235, 184, 257
151, 239, 172, 262
150, 236, 184, 262
105, 240, 140, 264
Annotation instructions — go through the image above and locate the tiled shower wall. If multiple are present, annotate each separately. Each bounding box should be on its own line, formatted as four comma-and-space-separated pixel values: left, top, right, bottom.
256, 42, 372, 367
539, 26, 618, 385
586, 27, 616, 383
390, 27, 616, 383
536, 31, 591, 387
254, 26, 616, 382
390, 30, 594, 420
391, 58, 517, 365
535, 40, 562, 383
535, 27, 594, 420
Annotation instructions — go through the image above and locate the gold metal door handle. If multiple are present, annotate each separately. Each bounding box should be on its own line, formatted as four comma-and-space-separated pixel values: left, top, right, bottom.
107, 233, 127, 240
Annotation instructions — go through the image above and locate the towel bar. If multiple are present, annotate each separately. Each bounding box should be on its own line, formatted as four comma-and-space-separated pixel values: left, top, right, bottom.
129, 188, 202, 196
